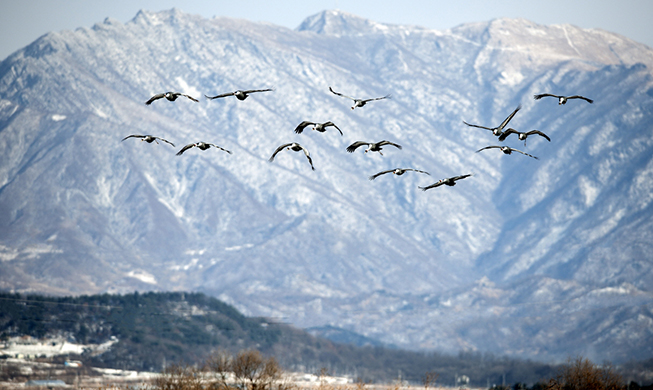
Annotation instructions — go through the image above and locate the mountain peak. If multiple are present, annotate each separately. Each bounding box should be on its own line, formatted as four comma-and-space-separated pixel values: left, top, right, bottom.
296, 9, 393, 35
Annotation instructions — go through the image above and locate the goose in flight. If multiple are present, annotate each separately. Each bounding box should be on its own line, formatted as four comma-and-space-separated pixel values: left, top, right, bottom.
419, 174, 472, 191
329, 87, 390, 110
176, 142, 232, 156
145, 92, 199, 105
121, 134, 175, 147
498, 128, 551, 146
369, 168, 430, 181
294, 121, 343, 136
463, 106, 521, 137
476, 145, 538, 160
346, 140, 402, 156
205, 88, 274, 101
269, 142, 315, 170
534, 93, 593, 105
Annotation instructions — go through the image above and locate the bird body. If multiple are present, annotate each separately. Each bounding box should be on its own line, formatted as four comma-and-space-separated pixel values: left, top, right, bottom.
145, 92, 199, 105
463, 106, 521, 137
329, 87, 390, 110
419, 174, 472, 191
534, 93, 593, 105
476, 145, 538, 159
205, 88, 274, 101
346, 140, 402, 156
269, 142, 315, 170
294, 121, 343, 136
176, 142, 232, 156
369, 168, 430, 181
498, 128, 551, 145
121, 134, 175, 147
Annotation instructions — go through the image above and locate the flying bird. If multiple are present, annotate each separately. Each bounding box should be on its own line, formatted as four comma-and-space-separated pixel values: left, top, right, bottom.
369, 168, 430, 181
498, 129, 551, 145
294, 121, 343, 136
329, 86, 390, 110
269, 142, 315, 170
418, 174, 472, 191
534, 93, 593, 105
346, 140, 402, 156
476, 145, 538, 160
205, 88, 274, 101
176, 142, 232, 156
145, 92, 199, 105
121, 134, 175, 147
463, 106, 521, 137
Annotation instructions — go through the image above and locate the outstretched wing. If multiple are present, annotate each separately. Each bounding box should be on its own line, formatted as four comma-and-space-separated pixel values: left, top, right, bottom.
498, 128, 519, 142
451, 173, 473, 182
362, 94, 391, 103
346, 141, 370, 153
476, 145, 502, 153
121, 134, 144, 142
242, 88, 274, 94
406, 168, 430, 175
180, 94, 199, 102
323, 121, 343, 136
510, 148, 539, 160
524, 130, 551, 142
294, 121, 315, 134
534, 93, 559, 100
378, 140, 402, 150
204, 92, 236, 100
155, 137, 176, 147
299, 145, 315, 171
208, 143, 232, 154
567, 95, 593, 104
329, 86, 356, 101
145, 93, 165, 105
269, 143, 293, 162
418, 180, 445, 191
176, 143, 196, 156
368, 169, 395, 181
462, 120, 493, 131
497, 105, 521, 131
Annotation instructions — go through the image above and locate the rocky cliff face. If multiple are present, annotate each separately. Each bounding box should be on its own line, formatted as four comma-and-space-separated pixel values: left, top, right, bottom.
1, 8, 651, 362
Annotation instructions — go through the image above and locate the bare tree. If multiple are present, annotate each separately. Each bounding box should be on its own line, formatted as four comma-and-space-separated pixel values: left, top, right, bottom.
422, 371, 439, 390
232, 350, 282, 390
154, 363, 204, 390
204, 349, 233, 390
546, 356, 624, 390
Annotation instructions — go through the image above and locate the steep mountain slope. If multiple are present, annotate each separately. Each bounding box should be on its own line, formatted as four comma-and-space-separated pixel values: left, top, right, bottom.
0, 9, 652, 362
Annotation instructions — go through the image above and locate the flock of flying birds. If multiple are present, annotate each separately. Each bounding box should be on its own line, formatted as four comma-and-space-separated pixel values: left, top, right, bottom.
122, 88, 593, 191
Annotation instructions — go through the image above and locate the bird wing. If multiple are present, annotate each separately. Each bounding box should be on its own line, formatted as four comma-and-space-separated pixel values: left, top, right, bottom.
269, 143, 293, 162
567, 95, 593, 103
155, 137, 175, 147
346, 141, 369, 153
418, 181, 445, 191
176, 143, 196, 156
329, 87, 356, 101
362, 94, 391, 103
294, 121, 314, 134
462, 120, 493, 131
299, 145, 315, 171
368, 169, 394, 180
525, 130, 551, 142
145, 93, 165, 105
204, 92, 236, 99
323, 121, 343, 136
378, 140, 402, 150
476, 145, 502, 153
534, 93, 559, 100
510, 148, 539, 159
497, 105, 521, 131
180, 94, 199, 102
451, 173, 473, 182
208, 144, 232, 154
498, 128, 519, 141
242, 88, 274, 94
406, 169, 430, 175
121, 134, 144, 142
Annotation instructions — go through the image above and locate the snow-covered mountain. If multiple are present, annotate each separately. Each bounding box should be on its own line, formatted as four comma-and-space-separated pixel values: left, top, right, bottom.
1, 9, 652, 363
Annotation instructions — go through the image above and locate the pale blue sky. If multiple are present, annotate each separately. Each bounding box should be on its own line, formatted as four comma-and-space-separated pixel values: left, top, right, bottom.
1, 0, 652, 60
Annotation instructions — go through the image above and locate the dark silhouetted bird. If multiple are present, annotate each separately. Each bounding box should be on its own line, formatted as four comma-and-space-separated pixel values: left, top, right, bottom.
205, 89, 274, 101
269, 142, 315, 170
498, 129, 551, 146
145, 92, 199, 105
176, 142, 232, 156
419, 174, 472, 191
294, 121, 343, 136
346, 140, 402, 156
369, 168, 430, 181
463, 106, 521, 137
476, 145, 538, 159
121, 134, 175, 147
329, 87, 390, 110
534, 93, 593, 105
